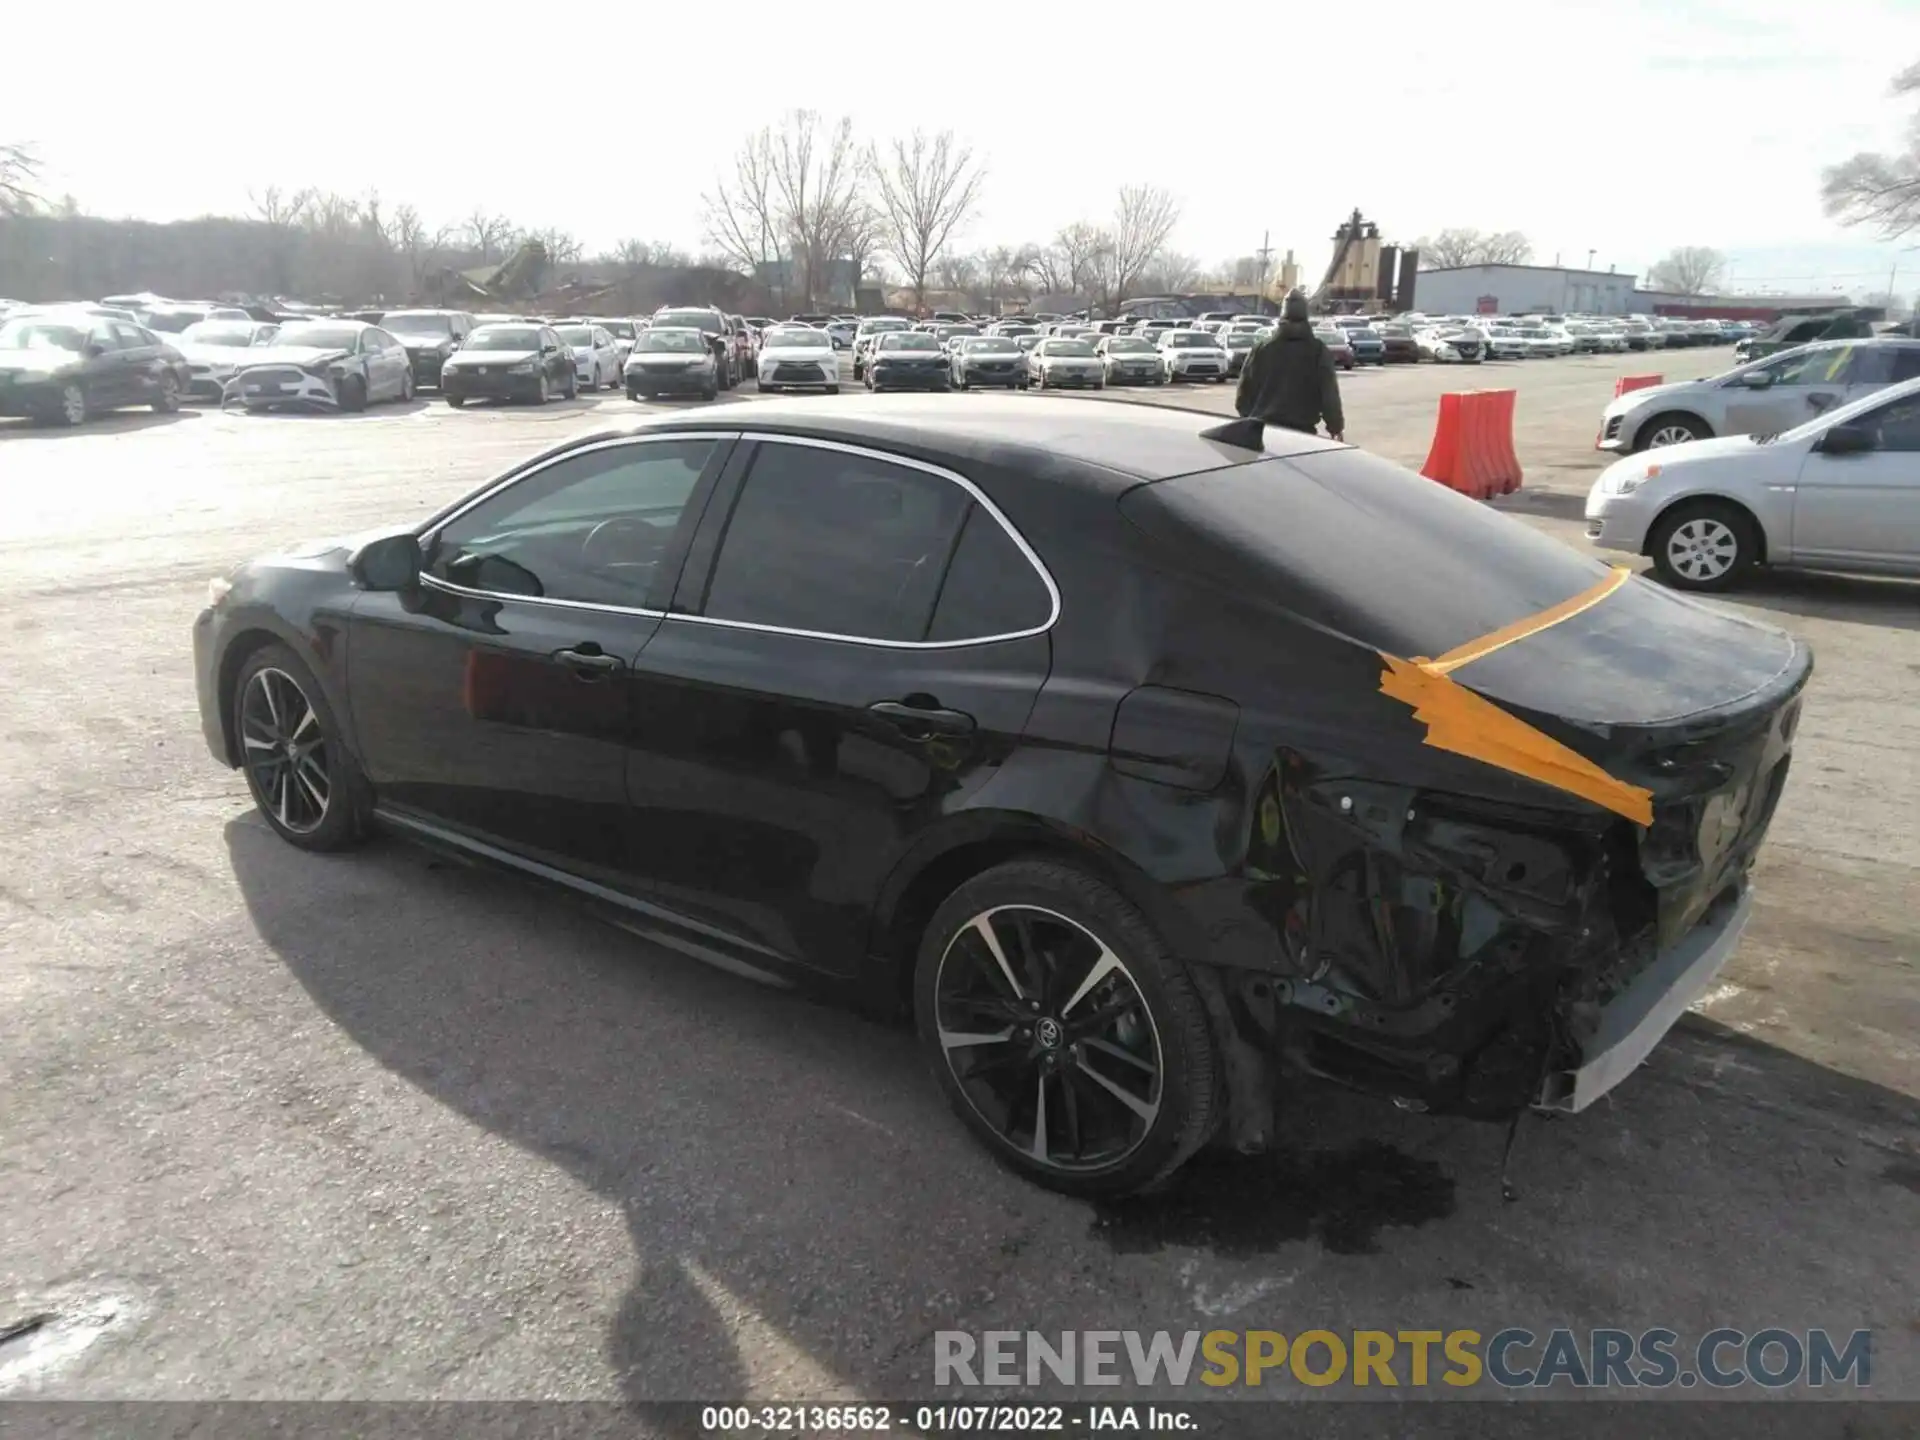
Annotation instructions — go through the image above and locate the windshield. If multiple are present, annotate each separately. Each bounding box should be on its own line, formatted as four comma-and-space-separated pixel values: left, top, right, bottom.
1381, 325, 1410, 338
881, 334, 941, 352
655, 309, 718, 331
936, 326, 979, 339
180, 322, 262, 347
1223, 333, 1257, 349
859, 320, 910, 335
597, 321, 636, 340
0, 320, 88, 352
1347, 328, 1379, 340
765, 328, 828, 346
556, 326, 595, 345
1107, 338, 1155, 354
965, 338, 1018, 353
382, 312, 454, 336
1166, 332, 1210, 347
1314, 329, 1345, 343
467, 327, 543, 351
636, 330, 707, 353
1040, 340, 1096, 356
274, 325, 361, 350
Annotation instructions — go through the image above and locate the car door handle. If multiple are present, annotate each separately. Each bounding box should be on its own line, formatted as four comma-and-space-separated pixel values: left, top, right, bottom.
1807, 392, 1839, 410
868, 700, 976, 737
555, 647, 623, 676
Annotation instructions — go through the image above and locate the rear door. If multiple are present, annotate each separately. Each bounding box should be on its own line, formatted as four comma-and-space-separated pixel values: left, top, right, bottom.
1719, 344, 1855, 435
346, 432, 735, 880
619, 435, 1056, 972
1791, 388, 1920, 568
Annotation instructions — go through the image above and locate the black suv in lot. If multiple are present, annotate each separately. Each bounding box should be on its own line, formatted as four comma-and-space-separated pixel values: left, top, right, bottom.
378, 309, 476, 389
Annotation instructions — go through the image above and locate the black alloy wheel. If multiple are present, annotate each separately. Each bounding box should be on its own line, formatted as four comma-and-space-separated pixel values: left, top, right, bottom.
232, 643, 365, 851
916, 859, 1219, 1196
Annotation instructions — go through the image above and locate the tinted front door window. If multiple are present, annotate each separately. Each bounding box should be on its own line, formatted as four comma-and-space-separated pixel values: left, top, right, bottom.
431, 438, 716, 608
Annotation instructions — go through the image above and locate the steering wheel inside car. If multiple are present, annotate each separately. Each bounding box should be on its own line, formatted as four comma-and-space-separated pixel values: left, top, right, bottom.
579, 515, 668, 571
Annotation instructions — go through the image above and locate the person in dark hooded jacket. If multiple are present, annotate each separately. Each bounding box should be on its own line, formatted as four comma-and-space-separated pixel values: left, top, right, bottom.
1233, 290, 1344, 439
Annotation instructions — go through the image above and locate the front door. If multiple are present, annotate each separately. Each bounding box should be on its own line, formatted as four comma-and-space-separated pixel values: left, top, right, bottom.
620, 436, 1056, 973
346, 432, 734, 878
1791, 390, 1920, 568
1721, 343, 1857, 436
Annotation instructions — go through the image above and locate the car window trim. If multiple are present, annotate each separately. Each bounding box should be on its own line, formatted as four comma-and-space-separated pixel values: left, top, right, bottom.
674, 433, 1061, 650
414, 430, 742, 616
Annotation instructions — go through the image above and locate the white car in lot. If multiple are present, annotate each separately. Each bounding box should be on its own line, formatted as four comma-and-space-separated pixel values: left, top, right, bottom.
1586, 372, 1920, 590
555, 323, 623, 391
1158, 329, 1230, 383
1595, 339, 1920, 453
171, 319, 280, 401
1478, 324, 1531, 360
1415, 326, 1484, 363
1517, 325, 1570, 358
755, 325, 841, 393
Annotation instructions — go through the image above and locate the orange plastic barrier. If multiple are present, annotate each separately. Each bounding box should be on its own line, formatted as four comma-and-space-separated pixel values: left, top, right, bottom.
1420, 389, 1522, 499
1614, 374, 1662, 397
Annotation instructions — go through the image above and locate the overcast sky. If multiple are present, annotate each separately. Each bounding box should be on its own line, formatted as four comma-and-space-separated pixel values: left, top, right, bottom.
7, 0, 1919, 293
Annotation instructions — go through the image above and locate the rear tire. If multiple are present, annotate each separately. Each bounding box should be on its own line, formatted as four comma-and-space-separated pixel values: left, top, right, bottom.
152, 372, 181, 413
446, 394, 467, 408
826, 384, 840, 395
914, 858, 1220, 1199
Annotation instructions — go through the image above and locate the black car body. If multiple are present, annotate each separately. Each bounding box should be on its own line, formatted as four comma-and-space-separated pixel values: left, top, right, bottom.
1734, 310, 1871, 363
866, 333, 951, 391
1377, 325, 1421, 363
438, 323, 576, 405
193, 398, 1809, 1197
379, 309, 476, 388
0, 312, 184, 425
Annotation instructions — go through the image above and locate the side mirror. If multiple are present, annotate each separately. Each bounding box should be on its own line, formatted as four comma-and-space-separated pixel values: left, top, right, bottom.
84, 343, 107, 359
1818, 422, 1875, 456
1739, 369, 1773, 389
348, 533, 423, 592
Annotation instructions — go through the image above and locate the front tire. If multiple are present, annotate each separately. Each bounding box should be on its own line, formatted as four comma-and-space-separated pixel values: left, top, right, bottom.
914, 858, 1220, 1198
231, 642, 367, 853
534, 374, 550, 405
152, 372, 181, 413
1633, 412, 1712, 451
338, 375, 368, 413
398, 370, 414, 403
563, 370, 578, 400
445, 393, 466, 408
1648, 500, 1759, 593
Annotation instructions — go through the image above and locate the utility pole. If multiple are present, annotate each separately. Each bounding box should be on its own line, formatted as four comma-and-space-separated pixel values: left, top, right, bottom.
1587, 248, 1596, 270
1253, 230, 1274, 304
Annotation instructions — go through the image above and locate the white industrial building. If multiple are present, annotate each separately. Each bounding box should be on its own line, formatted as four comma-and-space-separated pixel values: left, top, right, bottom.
1412, 263, 1640, 316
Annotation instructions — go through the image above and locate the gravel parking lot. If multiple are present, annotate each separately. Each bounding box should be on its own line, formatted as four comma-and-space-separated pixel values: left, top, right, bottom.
3, 351, 1917, 1413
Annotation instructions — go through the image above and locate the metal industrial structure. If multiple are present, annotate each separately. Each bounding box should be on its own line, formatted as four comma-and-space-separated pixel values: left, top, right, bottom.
1311, 209, 1418, 315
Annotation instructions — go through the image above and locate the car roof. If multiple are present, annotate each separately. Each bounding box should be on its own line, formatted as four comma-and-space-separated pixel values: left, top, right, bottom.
570, 395, 1347, 489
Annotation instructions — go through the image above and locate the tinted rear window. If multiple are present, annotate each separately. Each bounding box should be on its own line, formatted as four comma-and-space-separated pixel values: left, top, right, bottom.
1120, 449, 1614, 660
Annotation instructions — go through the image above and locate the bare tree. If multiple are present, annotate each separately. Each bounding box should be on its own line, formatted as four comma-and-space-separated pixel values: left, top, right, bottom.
1145, 250, 1201, 292
534, 227, 584, 268
770, 112, 862, 308
1647, 246, 1727, 296
1107, 185, 1180, 304
979, 244, 1020, 304
1, 142, 42, 216
1050, 222, 1111, 297
702, 127, 785, 297
867, 128, 986, 309
463, 210, 515, 263
1025, 241, 1071, 297
1822, 59, 1920, 238
1413, 226, 1532, 268
251, 184, 314, 229
841, 200, 882, 298
935, 251, 979, 298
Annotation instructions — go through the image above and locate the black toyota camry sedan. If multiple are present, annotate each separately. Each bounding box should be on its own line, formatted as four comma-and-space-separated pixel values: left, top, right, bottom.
193, 397, 1809, 1196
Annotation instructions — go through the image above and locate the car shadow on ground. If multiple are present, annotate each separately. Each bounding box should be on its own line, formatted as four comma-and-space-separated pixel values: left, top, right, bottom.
1490, 488, 1590, 522
1723, 568, 1920, 634
0, 407, 202, 439
225, 818, 1920, 1419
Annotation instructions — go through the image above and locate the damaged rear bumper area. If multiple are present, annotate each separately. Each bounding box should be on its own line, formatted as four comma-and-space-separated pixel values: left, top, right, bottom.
1201, 670, 1805, 1133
